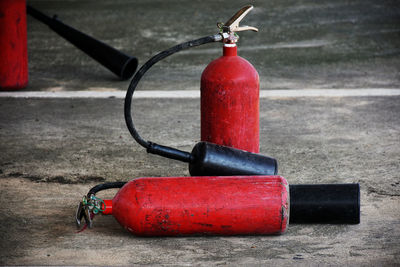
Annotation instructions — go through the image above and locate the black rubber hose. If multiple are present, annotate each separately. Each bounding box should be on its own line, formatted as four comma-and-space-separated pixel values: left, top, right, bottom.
124, 35, 218, 162
87, 37, 219, 196
87, 182, 127, 197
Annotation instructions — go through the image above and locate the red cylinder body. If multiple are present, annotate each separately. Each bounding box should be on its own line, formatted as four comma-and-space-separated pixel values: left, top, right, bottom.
0, 0, 28, 90
106, 176, 289, 236
201, 44, 259, 153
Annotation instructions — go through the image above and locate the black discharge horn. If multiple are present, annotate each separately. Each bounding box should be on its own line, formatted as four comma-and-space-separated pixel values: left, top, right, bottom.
27, 5, 138, 80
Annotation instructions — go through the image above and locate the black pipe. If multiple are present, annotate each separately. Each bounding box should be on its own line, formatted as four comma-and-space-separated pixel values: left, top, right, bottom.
289, 183, 360, 224
27, 5, 138, 80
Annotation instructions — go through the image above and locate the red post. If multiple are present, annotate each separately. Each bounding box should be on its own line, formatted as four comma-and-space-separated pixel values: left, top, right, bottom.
0, 0, 28, 90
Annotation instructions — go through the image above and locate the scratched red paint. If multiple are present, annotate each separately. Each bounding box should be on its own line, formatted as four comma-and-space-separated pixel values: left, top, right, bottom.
0, 0, 28, 90
107, 176, 289, 236
201, 45, 260, 153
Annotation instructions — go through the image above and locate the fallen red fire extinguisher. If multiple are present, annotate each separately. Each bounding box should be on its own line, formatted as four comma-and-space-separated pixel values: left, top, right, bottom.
76, 176, 360, 236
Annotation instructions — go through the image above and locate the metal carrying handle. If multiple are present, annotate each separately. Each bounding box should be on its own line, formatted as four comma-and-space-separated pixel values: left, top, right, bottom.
218, 5, 258, 34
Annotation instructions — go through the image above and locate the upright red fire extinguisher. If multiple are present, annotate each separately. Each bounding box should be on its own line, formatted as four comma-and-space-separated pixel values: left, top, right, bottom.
123, 6, 279, 176
201, 6, 259, 153
0, 0, 28, 90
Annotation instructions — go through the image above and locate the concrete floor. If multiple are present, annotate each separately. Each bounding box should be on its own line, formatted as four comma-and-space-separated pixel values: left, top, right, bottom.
1, 0, 400, 265
25, 0, 400, 91
1, 97, 400, 265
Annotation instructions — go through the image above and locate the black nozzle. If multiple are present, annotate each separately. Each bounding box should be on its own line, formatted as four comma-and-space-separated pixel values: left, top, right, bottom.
189, 142, 277, 176
27, 5, 138, 80
289, 183, 360, 224
147, 142, 192, 163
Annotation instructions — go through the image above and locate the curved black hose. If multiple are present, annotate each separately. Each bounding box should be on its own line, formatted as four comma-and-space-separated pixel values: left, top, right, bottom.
86, 37, 219, 196
124, 35, 218, 162
87, 182, 127, 197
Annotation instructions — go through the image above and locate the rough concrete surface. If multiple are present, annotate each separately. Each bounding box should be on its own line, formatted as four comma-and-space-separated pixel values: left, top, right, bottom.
1, 0, 400, 265
1, 97, 399, 265
26, 0, 400, 91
